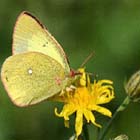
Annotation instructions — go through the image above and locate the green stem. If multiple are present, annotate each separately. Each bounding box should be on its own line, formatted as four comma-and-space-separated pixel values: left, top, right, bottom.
83, 124, 89, 140
96, 127, 100, 140
99, 96, 131, 140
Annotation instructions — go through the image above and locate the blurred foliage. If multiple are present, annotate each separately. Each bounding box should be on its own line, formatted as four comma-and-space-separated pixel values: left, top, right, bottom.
0, 0, 140, 140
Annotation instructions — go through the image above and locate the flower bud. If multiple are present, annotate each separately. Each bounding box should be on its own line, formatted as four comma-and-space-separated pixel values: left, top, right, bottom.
125, 70, 140, 102
112, 134, 128, 140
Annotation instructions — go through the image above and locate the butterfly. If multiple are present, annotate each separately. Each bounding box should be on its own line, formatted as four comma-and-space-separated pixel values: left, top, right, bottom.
1, 11, 76, 107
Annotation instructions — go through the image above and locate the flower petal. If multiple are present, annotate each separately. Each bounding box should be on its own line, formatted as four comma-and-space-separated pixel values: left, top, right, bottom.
83, 109, 101, 127
64, 120, 69, 128
75, 110, 83, 137
55, 103, 76, 119
92, 105, 112, 117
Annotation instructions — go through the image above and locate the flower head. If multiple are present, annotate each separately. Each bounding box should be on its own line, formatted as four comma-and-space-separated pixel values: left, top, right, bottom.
53, 68, 115, 139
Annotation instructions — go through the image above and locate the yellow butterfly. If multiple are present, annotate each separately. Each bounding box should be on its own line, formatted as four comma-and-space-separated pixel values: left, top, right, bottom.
1, 11, 75, 107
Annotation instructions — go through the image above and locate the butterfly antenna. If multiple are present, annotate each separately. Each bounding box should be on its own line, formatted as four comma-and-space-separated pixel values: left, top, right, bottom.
80, 51, 94, 68
87, 72, 98, 79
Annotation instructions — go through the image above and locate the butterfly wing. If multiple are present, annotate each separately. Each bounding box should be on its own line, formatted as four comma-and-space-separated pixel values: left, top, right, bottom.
1, 52, 69, 107
12, 11, 70, 72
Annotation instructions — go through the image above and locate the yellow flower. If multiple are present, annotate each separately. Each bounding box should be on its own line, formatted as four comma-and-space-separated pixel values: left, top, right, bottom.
54, 68, 115, 138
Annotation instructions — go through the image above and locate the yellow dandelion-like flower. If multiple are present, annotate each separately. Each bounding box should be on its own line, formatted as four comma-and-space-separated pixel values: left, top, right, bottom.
53, 68, 115, 138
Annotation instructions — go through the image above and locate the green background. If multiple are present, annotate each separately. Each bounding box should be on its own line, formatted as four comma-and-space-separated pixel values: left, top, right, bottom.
0, 0, 140, 140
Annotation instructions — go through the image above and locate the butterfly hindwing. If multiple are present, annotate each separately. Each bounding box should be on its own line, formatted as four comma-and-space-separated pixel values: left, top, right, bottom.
1, 52, 69, 107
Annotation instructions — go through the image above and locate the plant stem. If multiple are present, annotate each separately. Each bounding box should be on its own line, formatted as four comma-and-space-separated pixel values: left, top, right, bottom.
98, 96, 131, 140
83, 124, 89, 140
96, 127, 100, 140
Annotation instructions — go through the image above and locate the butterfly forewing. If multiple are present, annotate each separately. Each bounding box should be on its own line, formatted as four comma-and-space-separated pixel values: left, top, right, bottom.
13, 11, 70, 72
